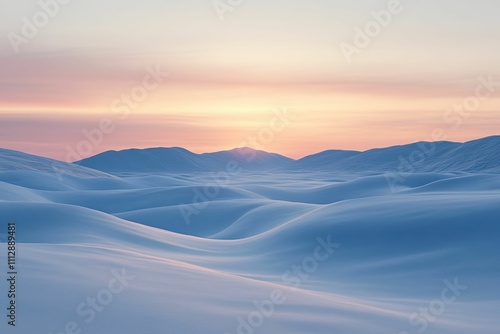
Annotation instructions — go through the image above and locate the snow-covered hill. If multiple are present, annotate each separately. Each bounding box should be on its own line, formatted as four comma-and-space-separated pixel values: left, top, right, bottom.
1, 138, 500, 333
76, 147, 294, 173
73, 136, 500, 174
290, 136, 500, 173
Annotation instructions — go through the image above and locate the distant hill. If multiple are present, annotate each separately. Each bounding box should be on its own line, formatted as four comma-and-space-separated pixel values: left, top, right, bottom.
3, 136, 500, 175
288, 136, 500, 173
76, 147, 294, 173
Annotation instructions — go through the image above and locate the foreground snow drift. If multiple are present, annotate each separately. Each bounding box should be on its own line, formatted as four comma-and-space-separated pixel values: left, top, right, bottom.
1, 170, 499, 334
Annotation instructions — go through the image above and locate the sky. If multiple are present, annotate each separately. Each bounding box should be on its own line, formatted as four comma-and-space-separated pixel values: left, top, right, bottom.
0, 0, 499, 161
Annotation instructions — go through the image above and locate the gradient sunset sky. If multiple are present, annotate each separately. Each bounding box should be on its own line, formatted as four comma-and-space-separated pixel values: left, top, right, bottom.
1, 0, 499, 161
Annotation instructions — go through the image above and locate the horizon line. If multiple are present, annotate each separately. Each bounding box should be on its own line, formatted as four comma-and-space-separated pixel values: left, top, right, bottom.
1, 134, 499, 163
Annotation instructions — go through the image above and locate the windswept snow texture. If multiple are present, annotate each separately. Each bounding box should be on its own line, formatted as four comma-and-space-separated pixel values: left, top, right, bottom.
1, 148, 500, 334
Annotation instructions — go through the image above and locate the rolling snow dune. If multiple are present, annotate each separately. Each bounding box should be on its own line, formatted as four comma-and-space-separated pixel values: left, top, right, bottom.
1, 147, 500, 334
0, 148, 112, 178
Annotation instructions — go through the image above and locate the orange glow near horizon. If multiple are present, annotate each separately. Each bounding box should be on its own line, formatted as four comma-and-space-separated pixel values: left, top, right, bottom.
2, 99, 499, 162
2, 76, 500, 161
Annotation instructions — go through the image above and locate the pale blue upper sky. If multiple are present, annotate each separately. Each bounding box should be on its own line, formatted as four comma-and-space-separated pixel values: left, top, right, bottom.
2, 0, 499, 79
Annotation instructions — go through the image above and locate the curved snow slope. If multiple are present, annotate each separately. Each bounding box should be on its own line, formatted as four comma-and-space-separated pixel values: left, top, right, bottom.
0, 148, 112, 178
0, 169, 499, 334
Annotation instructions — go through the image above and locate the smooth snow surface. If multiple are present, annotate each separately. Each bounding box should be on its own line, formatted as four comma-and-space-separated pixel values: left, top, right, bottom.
1, 148, 499, 334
